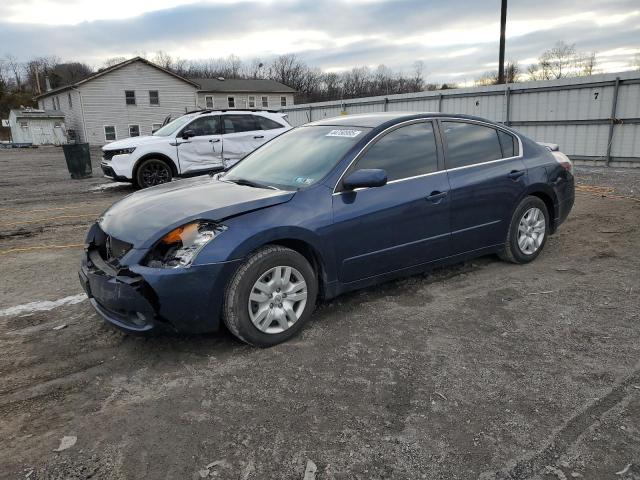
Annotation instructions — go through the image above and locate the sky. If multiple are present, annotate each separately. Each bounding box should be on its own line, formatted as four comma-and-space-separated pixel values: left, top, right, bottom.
1, 0, 639, 83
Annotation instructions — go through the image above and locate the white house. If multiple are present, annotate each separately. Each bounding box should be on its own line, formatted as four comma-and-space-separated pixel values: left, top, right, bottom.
6, 108, 67, 145
194, 78, 296, 111
35, 57, 297, 146
36, 57, 200, 145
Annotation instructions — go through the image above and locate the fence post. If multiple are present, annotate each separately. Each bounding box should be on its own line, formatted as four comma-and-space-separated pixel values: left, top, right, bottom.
505, 86, 511, 126
605, 77, 620, 167
308, 106, 313, 123
438, 94, 443, 113
384, 97, 389, 112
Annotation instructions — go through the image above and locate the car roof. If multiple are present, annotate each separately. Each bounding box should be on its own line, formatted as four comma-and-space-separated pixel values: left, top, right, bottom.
186, 109, 283, 116
306, 112, 497, 128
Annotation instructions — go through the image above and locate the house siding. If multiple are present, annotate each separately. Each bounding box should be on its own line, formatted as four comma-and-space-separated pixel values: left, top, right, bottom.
196, 92, 294, 110
39, 90, 84, 142
77, 61, 197, 145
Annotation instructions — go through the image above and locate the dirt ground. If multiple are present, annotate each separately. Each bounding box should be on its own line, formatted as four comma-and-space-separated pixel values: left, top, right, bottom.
1, 147, 639, 480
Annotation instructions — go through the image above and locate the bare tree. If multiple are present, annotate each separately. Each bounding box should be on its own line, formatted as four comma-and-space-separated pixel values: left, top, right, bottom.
152, 50, 174, 69
539, 41, 577, 79
476, 61, 520, 85
5, 55, 23, 90
103, 57, 127, 68
578, 51, 598, 76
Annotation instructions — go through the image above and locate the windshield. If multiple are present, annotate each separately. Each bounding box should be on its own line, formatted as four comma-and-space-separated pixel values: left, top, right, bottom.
153, 114, 196, 137
224, 126, 371, 190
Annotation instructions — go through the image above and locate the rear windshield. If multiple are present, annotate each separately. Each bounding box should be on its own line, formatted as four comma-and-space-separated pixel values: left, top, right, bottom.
224, 126, 371, 190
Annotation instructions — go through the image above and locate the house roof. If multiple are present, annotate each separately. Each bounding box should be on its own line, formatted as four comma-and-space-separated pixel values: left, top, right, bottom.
35, 57, 200, 100
11, 108, 65, 119
193, 78, 296, 93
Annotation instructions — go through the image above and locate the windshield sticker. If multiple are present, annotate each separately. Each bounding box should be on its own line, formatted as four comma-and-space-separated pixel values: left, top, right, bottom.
294, 177, 314, 185
326, 129, 362, 138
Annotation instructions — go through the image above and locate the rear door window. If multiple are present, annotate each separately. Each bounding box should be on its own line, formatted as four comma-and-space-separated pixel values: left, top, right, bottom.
351, 122, 438, 182
223, 115, 258, 134
255, 116, 284, 130
497, 129, 517, 158
442, 121, 503, 169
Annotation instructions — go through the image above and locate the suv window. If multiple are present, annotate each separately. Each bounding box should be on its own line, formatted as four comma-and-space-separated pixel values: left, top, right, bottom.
497, 129, 517, 158
255, 116, 283, 130
186, 116, 220, 136
352, 122, 438, 182
442, 121, 503, 169
223, 115, 258, 133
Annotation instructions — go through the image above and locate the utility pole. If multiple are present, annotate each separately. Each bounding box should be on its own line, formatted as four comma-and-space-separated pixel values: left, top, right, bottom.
498, 0, 508, 84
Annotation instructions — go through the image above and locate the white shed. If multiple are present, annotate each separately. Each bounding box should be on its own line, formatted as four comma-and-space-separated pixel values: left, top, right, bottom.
7, 108, 67, 145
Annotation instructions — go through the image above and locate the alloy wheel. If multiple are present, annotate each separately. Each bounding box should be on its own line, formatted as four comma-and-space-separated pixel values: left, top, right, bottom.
141, 161, 171, 187
517, 207, 546, 255
248, 266, 308, 334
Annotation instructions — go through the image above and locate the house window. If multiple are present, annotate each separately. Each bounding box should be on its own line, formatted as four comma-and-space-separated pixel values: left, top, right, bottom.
125, 90, 136, 105
68, 92, 72, 108
261, 96, 268, 108
205, 96, 214, 109
149, 90, 159, 105
227, 96, 235, 108
129, 125, 140, 137
248, 96, 256, 108
56, 97, 61, 110
20, 121, 28, 128
54, 121, 62, 128
152, 123, 162, 133
104, 125, 116, 141
280, 96, 287, 107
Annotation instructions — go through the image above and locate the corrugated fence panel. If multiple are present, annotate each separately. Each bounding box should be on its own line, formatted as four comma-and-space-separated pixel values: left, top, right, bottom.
282, 71, 640, 164
612, 125, 640, 158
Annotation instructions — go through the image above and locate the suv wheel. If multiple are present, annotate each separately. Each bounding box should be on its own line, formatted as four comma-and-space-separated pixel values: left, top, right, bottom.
135, 158, 172, 188
500, 196, 549, 264
223, 246, 318, 347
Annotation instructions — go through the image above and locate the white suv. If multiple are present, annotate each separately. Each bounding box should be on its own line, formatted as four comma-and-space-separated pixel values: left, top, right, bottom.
101, 110, 291, 188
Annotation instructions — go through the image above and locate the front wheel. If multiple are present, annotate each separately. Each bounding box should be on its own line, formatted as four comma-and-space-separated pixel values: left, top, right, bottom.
223, 246, 318, 347
135, 158, 173, 188
499, 196, 549, 264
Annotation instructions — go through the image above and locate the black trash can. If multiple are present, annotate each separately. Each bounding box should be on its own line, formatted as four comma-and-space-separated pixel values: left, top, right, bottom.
62, 143, 92, 179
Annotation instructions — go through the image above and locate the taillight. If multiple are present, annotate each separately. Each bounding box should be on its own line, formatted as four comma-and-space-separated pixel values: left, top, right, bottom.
559, 161, 573, 174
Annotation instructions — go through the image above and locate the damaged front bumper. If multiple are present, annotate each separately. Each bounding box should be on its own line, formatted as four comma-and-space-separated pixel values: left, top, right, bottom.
79, 246, 242, 334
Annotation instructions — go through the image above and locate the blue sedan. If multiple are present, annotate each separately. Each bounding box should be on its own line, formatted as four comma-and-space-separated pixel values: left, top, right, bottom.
80, 113, 575, 347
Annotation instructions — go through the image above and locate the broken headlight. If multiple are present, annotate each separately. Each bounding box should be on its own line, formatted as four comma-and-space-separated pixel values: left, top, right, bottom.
144, 221, 226, 268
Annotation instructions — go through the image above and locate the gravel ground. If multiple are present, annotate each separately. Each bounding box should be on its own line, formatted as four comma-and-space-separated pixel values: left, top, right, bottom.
1, 147, 639, 480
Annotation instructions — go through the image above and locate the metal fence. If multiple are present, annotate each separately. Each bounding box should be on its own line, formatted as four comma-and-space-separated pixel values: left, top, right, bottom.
281, 71, 640, 167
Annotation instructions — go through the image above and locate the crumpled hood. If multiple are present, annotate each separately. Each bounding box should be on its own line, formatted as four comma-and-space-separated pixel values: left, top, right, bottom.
102, 135, 164, 150
99, 177, 295, 248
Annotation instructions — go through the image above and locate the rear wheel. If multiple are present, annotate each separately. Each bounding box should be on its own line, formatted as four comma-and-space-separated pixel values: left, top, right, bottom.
135, 158, 172, 188
223, 246, 318, 347
500, 196, 549, 264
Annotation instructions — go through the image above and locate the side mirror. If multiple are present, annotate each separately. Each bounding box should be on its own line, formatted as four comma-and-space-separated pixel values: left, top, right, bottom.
181, 129, 195, 140
342, 169, 388, 190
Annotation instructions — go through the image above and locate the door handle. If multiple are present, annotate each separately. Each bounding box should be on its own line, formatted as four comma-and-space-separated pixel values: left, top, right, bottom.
508, 170, 525, 180
209, 139, 220, 143
426, 191, 448, 203
253, 135, 264, 139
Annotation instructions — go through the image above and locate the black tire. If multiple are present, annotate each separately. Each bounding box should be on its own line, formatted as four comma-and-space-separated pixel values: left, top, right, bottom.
499, 195, 549, 264
223, 246, 318, 347
135, 158, 173, 189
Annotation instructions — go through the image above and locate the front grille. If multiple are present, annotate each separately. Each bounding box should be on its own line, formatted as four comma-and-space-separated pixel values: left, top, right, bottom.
93, 225, 133, 267
102, 150, 116, 161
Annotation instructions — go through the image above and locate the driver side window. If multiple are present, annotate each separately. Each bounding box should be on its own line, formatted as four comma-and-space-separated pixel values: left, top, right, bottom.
185, 116, 220, 137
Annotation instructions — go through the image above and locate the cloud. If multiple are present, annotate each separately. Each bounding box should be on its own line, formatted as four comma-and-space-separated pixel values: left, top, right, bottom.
0, 0, 638, 82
